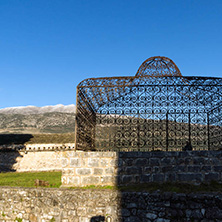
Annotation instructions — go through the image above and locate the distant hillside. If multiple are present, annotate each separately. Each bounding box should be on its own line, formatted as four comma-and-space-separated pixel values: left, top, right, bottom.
0, 105, 76, 134
0, 112, 75, 134
0, 104, 75, 115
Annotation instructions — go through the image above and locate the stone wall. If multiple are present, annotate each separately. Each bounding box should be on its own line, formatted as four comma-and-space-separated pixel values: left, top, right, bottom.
2, 149, 222, 185
61, 151, 118, 186
62, 150, 222, 187
0, 150, 73, 172
0, 187, 222, 221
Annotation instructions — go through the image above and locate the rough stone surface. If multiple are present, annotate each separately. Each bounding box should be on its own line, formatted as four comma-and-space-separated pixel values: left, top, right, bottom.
0, 150, 72, 172
62, 150, 222, 187
0, 187, 222, 222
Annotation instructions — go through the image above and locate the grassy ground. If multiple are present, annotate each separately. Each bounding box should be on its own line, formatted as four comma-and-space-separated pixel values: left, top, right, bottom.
0, 171, 62, 188
0, 171, 222, 193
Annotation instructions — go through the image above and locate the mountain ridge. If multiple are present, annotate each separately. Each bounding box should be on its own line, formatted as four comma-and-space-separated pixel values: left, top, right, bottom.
0, 104, 76, 115
0, 104, 76, 134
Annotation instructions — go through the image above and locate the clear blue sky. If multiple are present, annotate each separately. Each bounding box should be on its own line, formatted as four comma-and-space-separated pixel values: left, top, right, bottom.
0, 0, 222, 109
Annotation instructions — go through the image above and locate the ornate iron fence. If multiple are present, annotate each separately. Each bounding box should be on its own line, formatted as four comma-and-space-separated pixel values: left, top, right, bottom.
75, 56, 222, 151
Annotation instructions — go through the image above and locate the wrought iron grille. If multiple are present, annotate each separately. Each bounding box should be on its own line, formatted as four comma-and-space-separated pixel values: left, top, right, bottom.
75, 56, 222, 151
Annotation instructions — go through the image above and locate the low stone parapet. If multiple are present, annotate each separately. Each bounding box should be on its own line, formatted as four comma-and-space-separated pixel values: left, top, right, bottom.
1, 187, 222, 221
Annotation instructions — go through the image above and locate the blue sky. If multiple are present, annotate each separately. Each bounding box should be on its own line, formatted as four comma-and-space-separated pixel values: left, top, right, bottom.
0, 0, 222, 109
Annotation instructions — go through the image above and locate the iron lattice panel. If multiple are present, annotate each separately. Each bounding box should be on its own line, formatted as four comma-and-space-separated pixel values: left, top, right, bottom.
75, 57, 222, 151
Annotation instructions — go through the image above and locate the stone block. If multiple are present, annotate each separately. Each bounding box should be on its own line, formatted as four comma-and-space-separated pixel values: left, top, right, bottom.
161, 166, 173, 173
76, 168, 92, 175
196, 150, 209, 157
105, 167, 115, 175
100, 159, 109, 167
124, 216, 141, 222
134, 175, 140, 183
176, 158, 185, 165
205, 173, 220, 182
88, 158, 100, 167
153, 166, 160, 173
101, 176, 116, 184
167, 151, 178, 157
193, 157, 206, 165
62, 169, 69, 175
139, 152, 151, 158
121, 175, 133, 184
110, 159, 118, 167
209, 158, 221, 165
88, 152, 102, 157
102, 152, 117, 157
81, 176, 100, 185
165, 173, 176, 182
149, 158, 160, 166
201, 165, 212, 172
124, 158, 134, 166
178, 173, 203, 183
161, 157, 172, 165
75, 151, 83, 157
61, 176, 67, 185
122, 209, 130, 217
118, 158, 124, 167
176, 165, 187, 172
93, 168, 103, 175
120, 152, 139, 158
206, 207, 222, 219
134, 158, 148, 166
156, 218, 170, 222
61, 158, 68, 167
146, 212, 157, 220
187, 165, 201, 173
67, 176, 80, 185
143, 167, 152, 173
152, 174, 164, 182
125, 166, 141, 175
178, 151, 190, 158
141, 174, 150, 183
184, 157, 194, 165
214, 165, 222, 172
126, 203, 137, 208
150, 151, 165, 158
83, 152, 89, 157
70, 158, 81, 167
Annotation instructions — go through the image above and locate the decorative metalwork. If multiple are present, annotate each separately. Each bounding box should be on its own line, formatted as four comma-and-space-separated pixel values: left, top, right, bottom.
75, 56, 222, 151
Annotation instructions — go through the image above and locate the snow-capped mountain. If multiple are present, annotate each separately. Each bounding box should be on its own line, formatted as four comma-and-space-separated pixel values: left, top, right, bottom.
0, 104, 76, 133
0, 104, 76, 115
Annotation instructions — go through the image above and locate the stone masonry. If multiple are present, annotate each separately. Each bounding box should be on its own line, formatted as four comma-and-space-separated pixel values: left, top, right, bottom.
0, 187, 222, 221
62, 150, 222, 187
0, 150, 71, 172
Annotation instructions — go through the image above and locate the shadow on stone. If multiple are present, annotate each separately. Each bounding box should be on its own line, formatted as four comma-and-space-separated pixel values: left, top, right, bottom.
90, 216, 105, 222
0, 150, 23, 172
0, 134, 28, 172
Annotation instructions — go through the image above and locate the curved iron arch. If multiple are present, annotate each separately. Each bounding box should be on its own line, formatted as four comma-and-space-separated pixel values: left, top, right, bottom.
136, 56, 182, 77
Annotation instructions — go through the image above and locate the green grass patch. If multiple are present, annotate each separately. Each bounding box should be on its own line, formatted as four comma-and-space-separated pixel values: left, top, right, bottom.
0, 171, 62, 188
1, 172, 222, 193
